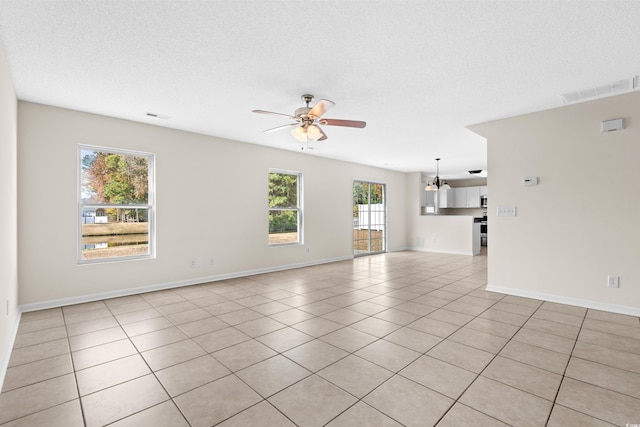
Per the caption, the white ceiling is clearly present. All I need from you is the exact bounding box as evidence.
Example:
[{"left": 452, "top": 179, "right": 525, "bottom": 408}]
[{"left": 1, "top": 1, "right": 639, "bottom": 179}]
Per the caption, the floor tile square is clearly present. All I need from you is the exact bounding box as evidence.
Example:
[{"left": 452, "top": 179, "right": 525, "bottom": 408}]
[
  {"left": 498, "top": 340, "right": 569, "bottom": 375},
  {"left": 436, "top": 402, "right": 510, "bottom": 427},
  {"left": 318, "top": 354, "right": 393, "bottom": 398},
  {"left": 355, "top": 339, "right": 421, "bottom": 372},
  {"left": 0, "top": 399, "right": 84, "bottom": 427},
  {"left": 236, "top": 355, "right": 311, "bottom": 397},
  {"left": 2, "top": 353, "right": 73, "bottom": 392},
  {"left": 192, "top": 327, "right": 251, "bottom": 353},
  {"left": 427, "top": 340, "right": 494, "bottom": 374},
  {"left": 325, "top": 401, "right": 402, "bottom": 426},
  {"left": 213, "top": 339, "right": 277, "bottom": 371},
  {"left": 383, "top": 327, "right": 442, "bottom": 353},
  {"left": 155, "top": 354, "right": 230, "bottom": 396},
  {"left": 350, "top": 317, "right": 401, "bottom": 338},
  {"left": 256, "top": 327, "right": 314, "bottom": 353},
  {"left": 268, "top": 375, "right": 357, "bottom": 427},
  {"left": 216, "top": 401, "right": 296, "bottom": 427},
  {"left": 284, "top": 340, "right": 349, "bottom": 372},
  {"left": 319, "top": 326, "right": 378, "bottom": 353},
  {"left": 269, "top": 308, "right": 316, "bottom": 325},
  {"left": 174, "top": 375, "right": 262, "bottom": 427},
  {"left": 407, "top": 317, "right": 460, "bottom": 337},
  {"left": 565, "top": 357, "right": 640, "bottom": 399},
  {"left": 292, "top": 317, "right": 343, "bottom": 337},
  {"left": 130, "top": 327, "right": 188, "bottom": 352},
  {"left": 80, "top": 374, "right": 168, "bottom": 427},
  {"left": 177, "top": 316, "right": 229, "bottom": 337},
  {"left": 0, "top": 374, "right": 78, "bottom": 424},
  {"left": 76, "top": 354, "right": 150, "bottom": 396},
  {"left": 482, "top": 355, "right": 562, "bottom": 400},
  {"left": 108, "top": 401, "right": 189, "bottom": 427},
  {"left": 364, "top": 375, "right": 453, "bottom": 427},
  {"left": 547, "top": 404, "right": 616, "bottom": 427},
  {"left": 234, "top": 317, "right": 286, "bottom": 337},
  {"left": 400, "top": 355, "right": 477, "bottom": 399},
  {"left": 556, "top": 378, "right": 640, "bottom": 426},
  {"left": 459, "top": 376, "right": 552, "bottom": 427},
  {"left": 72, "top": 339, "right": 138, "bottom": 370},
  {"left": 7, "top": 338, "right": 69, "bottom": 368},
  {"left": 447, "top": 326, "right": 508, "bottom": 353},
  {"left": 141, "top": 339, "right": 206, "bottom": 371},
  {"left": 321, "top": 308, "right": 368, "bottom": 325}
]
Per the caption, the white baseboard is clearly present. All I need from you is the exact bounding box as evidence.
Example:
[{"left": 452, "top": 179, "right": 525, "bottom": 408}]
[
  {"left": 408, "top": 246, "right": 475, "bottom": 256},
  {"left": 0, "top": 309, "right": 21, "bottom": 392},
  {"left": 20, "top": 255, "right": 353, "bottom": 313},
  {"left": 486, "top": 285, "right": 640, "bottom": 317}
]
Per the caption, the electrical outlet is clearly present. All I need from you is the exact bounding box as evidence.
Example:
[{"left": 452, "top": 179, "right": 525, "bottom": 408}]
[
  {"left": 497, "top": 206, "right": 517, "bottom": 217},
  {"left": 607, "top": 275, "right": 620, "bottom": 288},
  {"left": 190, "top": 259, "right": 196, "bottom": 268},
  {"left": 209, "top": 257, "right": 215, "bottom": 266}
]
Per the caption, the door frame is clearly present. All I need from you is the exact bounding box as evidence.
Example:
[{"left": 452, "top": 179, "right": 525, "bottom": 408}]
[{"left": 352, "top": 179, "right": 387, "bottom": 257}]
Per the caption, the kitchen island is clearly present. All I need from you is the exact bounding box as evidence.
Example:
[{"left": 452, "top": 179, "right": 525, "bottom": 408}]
[{"left": 412, "top": 215, "right": 481, "bottom": 256}]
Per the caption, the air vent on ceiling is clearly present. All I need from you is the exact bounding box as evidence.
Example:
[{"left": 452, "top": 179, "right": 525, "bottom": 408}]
[
  {"left": 145, "top": 112, "right": 171, "bottom": 120},
  {"left": 560, "top": 76, "right": 638, "bottom": 104}
]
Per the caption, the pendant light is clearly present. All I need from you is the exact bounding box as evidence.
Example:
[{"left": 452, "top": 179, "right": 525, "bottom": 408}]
[{"left": 425, "top": 158, "right": 450, "bottom": 191}]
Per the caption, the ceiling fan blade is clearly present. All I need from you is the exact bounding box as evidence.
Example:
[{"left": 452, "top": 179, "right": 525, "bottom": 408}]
[
  {"left": 316, "top": 126, "right": 328, "bottom": 141},
  {"left": 263, "top": 123, "right": 298, "bottom": 133},
  {"left": 308, "top": 99, "right": 335, "bottom": 118},
  {"left": 319, "top": 118, "right": 367, "bottom": 128},
  {"left": 252, "top": 109, "right": 295, "bottom": 119}
]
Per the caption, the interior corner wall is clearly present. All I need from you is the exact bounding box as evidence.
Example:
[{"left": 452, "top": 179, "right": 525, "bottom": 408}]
[
  {"left": 473, "top": 91, "right": 640, "bottom": 315},
  {"left": 0, "top": 39, "right": 19, "bottom": 386},
  {"left": 17, "top": 102, "right": 407, "bottom": 307}
]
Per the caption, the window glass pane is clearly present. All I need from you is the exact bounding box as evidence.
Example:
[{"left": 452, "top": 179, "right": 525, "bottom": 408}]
[
  {"left": 268, "top": 172, "right": 298, "bottom": 208},
  {"left": 79, "top": 146, "right": 153, "bottom": 263},
  {"left": 81, "top": 207, "right": 149, "bottom": 260},
  {"left": 81, "top": 150, "right": 149, "bottom": 204},
  {"left": 268, "top": 210, "right": 298, "bottom": 244}
]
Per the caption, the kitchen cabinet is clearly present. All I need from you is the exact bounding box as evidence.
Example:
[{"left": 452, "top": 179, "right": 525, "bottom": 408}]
[
  {"left": 479, "top": 186, "right": 488, "bottom": 196},
  {"left": 438, "top": 189, "right": 453, "bottom": 208},
  {"left": 420, "top": 189, "right": 436, "bottom": 207},
  {"left": 451, "top": 186, "right": 482, "bottom": 208}
]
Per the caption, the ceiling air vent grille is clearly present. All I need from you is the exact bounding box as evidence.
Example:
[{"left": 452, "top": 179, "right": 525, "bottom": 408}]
[{"left": 560, "top": 76, "right": 638, "bottom": 104}]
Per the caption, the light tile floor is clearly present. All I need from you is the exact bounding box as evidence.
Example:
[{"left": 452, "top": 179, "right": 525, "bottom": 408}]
[{"left": 1, "top": 251, "right": 640, "bottom": 426}]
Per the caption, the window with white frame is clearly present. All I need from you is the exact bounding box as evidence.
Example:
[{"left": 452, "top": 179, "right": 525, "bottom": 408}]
[
  {"left": 79, "top": 146, "right": 154, "bottom": 263},
  {"left": 268, "top": 170, "right": 302, "bottom": 245}
]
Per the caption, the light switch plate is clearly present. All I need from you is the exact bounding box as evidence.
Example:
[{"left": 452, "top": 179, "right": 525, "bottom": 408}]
[{"left": 497, "top": 206, "right": 517, "bottom": 217}]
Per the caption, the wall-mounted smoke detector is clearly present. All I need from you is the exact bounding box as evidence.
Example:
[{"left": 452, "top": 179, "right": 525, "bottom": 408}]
[{"left": 560, "top": 76, "right": 638, "bottom": 104}]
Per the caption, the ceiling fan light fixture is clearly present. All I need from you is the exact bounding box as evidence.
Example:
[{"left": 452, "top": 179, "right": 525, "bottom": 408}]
[
  {"left": 307, "top": 124, "right": 321, "bottom": 140},
  {"left": 291, "top": 126, "right": 308, "bottom": 142}
]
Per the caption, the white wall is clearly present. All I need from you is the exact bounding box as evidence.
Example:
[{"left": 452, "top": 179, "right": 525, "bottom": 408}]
[
  {"left": 470, "top": 91, "right": 640, "bottom": 315},
  {"left": 0, "top": 39, "right": 18, "bottom": 387},
  {"left": 406, "top": 172, "right": 478, "bottom": 256},
  {"left": 17, "top": 102, "right": 407, "bottom": 307}
]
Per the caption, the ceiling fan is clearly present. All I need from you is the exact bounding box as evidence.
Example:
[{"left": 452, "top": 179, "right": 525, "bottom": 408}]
[{"left": 252, "top": 94, "right": 366, "bottom": 144}]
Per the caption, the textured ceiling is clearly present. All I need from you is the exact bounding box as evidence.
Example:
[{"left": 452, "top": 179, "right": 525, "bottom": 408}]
[{"left": 1, "top": 1, "right": 639, "bottom": 178}]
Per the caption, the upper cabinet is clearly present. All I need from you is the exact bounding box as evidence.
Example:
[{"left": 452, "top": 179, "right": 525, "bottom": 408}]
[
  {"left": 442, "top": 186, "right": 485, "bottom": 208},
  {"left": 421, "top": 185, "right": 487, "bottom": 209}
]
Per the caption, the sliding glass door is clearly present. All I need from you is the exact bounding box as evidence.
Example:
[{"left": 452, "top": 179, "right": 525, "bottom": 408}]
[{"left": 353, "top": 181, "right": 386, "bottom": 256}]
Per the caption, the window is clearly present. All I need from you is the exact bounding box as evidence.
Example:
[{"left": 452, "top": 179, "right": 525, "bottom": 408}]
[
  {"left": 268, "top": 170, "right": 302, "bottom": 245},
  {"left": 79, "top": 146, "right": 154, "bottom": 263}
]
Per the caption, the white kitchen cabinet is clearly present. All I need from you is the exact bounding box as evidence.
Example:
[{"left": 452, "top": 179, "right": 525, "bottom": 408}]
[
  {"left": 438, "top": 189, "right": 453, "bottom": 208},
  {"left": 452, "top": 186, "right": 481, "bottom": 208},
  {"left": 421, "top": 189, "right": 436, "bottom": 207},
  {"left": 479, "top": 186, "right": 488, "bottom": 196}
]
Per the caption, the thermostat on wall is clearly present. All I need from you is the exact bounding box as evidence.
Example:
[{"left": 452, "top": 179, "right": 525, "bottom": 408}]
[
  {"left": 523, "top": 177, "right": 538, "bottom": 186},
  {"left": 601, "top": 118, "right": 624, "bottom": 133}
]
